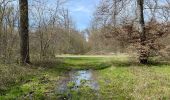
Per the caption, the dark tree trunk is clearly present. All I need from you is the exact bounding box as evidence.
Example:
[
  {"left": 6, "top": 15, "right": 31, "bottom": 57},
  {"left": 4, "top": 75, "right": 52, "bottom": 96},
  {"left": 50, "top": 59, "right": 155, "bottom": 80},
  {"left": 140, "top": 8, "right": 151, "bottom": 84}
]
[
  {"left": 19, "top": 0, "right": 30, "bottom": 64},
  {"left": 137, "top": 0, "right": 148, "bottom": 64}
]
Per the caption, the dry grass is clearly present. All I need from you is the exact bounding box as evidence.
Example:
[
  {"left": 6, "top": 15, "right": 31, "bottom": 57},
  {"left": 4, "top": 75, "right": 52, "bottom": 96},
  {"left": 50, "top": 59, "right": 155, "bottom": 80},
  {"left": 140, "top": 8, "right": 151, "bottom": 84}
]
[{"left": 0, "top": 64, "right": 34, "bottom": 95}]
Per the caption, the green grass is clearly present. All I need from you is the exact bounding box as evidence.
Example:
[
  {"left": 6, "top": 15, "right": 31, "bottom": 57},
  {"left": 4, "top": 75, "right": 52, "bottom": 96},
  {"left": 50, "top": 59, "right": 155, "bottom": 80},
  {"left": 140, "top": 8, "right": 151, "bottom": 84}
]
[
  {"left": 0, "top": 64, "right": 60, "bottom": 100},
  {"left": 1, "top": 55, "right": 170, "bottom": 99},
  {"left": 58, "top": 57, "right": 112, "bottom": 70}
]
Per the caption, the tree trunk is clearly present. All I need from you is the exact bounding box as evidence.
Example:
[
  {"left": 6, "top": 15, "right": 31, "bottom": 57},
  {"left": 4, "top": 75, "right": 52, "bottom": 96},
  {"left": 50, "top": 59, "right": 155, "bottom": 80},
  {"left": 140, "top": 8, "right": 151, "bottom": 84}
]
[
  {"left": 137, "top": 0, "right": 148, "bottom": 64},
  {"left": 19, "top": 0, "right": 30, "bottom": 64},
  {"left": 0, "top": 24, "right": 2, "bottom": 58}
]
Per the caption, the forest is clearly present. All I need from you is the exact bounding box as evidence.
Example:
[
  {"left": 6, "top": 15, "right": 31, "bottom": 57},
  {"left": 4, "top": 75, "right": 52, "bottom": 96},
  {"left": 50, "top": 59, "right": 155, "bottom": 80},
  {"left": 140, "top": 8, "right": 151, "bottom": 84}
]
[{"left": 0, "top": 0, "right": 170, "bottom": 99}]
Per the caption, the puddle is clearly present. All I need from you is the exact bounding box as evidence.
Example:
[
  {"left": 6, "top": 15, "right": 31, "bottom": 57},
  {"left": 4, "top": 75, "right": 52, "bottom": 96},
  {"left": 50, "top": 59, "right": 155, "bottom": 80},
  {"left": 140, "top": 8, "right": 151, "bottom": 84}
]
[{"left": 57, "top": 70, "right": 99, "bottom": 93}]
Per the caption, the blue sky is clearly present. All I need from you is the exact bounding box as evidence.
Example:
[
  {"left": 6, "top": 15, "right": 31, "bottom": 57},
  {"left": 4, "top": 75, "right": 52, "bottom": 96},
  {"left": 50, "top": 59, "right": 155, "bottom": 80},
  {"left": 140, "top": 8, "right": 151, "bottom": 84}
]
[
  {"left": 65, "top": 0, "right": 100, "bottom": 30},
  {"left": 25, "top": 0, "right": 100, "bottom": 30}
]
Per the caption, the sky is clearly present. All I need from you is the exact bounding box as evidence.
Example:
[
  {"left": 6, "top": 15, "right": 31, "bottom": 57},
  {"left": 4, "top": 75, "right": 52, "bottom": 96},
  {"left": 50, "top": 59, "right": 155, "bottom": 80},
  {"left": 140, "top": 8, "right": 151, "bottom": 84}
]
[
  {"left": 13, "top": 0, "right": 169, "bottom": 31},
  {"left": 12, "top": 0, "right": 100, "bottom": 31},
  {"left": 64, "top": 0, "right": 100, "bottom": 30}
]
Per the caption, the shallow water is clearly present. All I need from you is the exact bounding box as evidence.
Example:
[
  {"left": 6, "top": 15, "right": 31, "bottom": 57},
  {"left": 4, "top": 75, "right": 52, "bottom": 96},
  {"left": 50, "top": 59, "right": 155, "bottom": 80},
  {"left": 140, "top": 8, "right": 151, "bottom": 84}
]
[
  {"left": 71, "top": 70, "right": 99, "bottom": 90},
  {"left": 57, "top": 70, "right": 99, "bottom": 93}
]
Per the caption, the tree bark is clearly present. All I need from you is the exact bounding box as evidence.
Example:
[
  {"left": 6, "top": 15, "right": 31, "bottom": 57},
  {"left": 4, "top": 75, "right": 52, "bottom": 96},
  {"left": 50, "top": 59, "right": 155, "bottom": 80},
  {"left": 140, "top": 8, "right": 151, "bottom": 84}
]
[
  {"left": 137, "top": 0, "right": 148, "bottom": 64},
  {"left": 19, "top": 0, "right": 30, "bottom": 64}
]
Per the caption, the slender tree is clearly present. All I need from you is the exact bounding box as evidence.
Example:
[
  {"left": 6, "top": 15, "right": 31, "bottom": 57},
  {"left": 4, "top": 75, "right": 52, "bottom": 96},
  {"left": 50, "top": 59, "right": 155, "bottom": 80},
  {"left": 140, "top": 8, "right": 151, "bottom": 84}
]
[
  {"left": 19, "top": 0, "right": 30, "bottom": 64},
  {"left": 137, "top": 0, "right": 148, "bottom": 64}
]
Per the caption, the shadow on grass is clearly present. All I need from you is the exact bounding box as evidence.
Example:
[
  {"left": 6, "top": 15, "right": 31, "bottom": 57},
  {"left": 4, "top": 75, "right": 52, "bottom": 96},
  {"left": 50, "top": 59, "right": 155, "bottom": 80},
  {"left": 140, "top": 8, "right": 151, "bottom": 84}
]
[
  {"left": 147, "top": 60, "right": 170, "bottom": 67},
  {"left": 32, "top": 57, "right": 170, "bottom": 71},
  {"left": 32, "top": 59, "right": 112, "bottom": 72},
  {"left": 110, "top": 59, "right": 170, "bottom": 67}
]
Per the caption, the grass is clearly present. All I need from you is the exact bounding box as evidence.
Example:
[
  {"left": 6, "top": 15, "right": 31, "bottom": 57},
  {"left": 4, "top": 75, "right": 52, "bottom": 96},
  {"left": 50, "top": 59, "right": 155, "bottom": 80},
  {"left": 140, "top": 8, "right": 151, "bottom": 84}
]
[
  {"left": 0, "top": 55, "right": 170, "bottom": 99},
  {"left": 0, "top": 64, "right": 60, "bottom": 100}
]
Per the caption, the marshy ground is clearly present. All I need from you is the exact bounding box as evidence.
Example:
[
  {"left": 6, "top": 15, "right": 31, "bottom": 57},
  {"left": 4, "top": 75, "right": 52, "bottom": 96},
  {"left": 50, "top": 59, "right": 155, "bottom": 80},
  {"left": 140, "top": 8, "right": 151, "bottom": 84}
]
[{"left": 0, "top": 55, "right": 170, "bottom": 100}]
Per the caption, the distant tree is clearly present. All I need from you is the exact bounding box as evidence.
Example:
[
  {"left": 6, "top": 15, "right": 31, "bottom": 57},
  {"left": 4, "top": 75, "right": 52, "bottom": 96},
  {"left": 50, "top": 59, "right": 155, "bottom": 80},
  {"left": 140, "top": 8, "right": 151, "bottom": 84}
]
[{"left": 19, "top": 0, "right": 30, "bottom": 64}]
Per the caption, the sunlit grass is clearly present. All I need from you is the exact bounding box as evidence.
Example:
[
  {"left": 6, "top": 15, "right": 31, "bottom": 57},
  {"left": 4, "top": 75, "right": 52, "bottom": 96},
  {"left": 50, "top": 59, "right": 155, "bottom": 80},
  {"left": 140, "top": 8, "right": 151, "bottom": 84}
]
[{"left": 0, "top": 55, "right": 170, "bottom": 99}]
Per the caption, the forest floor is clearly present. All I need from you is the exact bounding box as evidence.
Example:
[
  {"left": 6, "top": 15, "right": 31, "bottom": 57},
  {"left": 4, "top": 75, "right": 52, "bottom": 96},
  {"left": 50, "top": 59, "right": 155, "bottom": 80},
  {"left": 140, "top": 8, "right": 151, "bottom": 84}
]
[{"left": 0, "top": 55, "right": 170, "bottom": 100}]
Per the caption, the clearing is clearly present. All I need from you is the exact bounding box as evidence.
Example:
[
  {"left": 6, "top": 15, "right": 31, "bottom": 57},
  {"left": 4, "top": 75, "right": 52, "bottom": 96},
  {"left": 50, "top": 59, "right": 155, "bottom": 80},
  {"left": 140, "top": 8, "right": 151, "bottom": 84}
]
[{"left": 0, "top": 55, "right": 170, "bottom": 100}]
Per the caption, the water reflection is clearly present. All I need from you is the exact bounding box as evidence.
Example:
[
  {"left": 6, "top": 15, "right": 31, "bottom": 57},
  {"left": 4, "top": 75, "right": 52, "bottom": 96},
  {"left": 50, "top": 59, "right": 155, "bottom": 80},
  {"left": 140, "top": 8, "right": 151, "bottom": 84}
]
[{"left": 57, "top": 70, "right": 99, "bottom": 93}]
